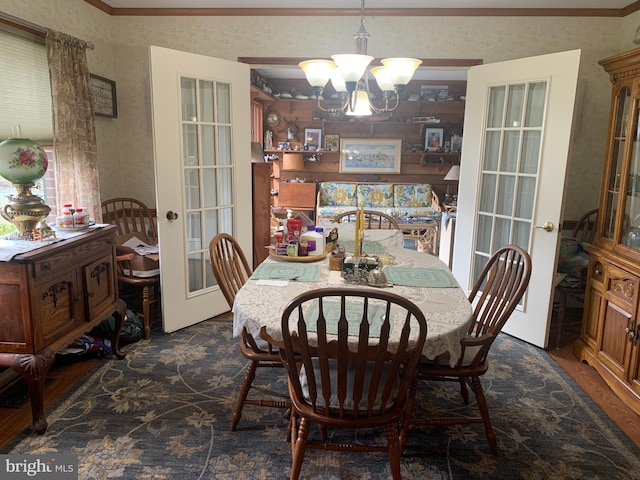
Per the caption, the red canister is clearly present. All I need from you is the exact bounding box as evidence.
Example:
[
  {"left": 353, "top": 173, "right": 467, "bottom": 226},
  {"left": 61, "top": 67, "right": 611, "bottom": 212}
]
[{"left": 286, "top": 218, "right": 303, "bottom": 242}]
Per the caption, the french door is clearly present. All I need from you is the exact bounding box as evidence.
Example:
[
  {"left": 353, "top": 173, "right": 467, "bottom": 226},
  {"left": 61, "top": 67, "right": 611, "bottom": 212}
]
[
  {"left": 149, "top": 46, "right": 251, "bottom": 333},
  {"left": 454, "top": 50, "right": 581, "bottom": 348}
]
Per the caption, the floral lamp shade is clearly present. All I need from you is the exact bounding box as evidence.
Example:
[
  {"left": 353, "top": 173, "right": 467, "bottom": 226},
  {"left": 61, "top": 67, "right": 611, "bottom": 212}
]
[{"left": 0, "top": 136, "right": 48, "bottom": 184}]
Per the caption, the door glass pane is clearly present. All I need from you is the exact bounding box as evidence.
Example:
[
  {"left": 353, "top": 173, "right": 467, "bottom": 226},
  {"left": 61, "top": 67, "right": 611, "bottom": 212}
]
[
  {"left": 476, "top": 214, "right": 493, "bottom": 253},
  {"left": 483, "top": 131, "right": 501, "bottom": 170},
  {"left": 520, "top": 131, "right": 541, "bottom": 174},
  {"left": 216, "top": 83, "right": 231, "bottom": 123},
  {"left": 218, "top": 168, "right": 233, "bottom": 205},
  {"left": 487, "top": 86, "right": 505, "bottom": 128},
  {"left": 515, "top": 176, "right": 536, "bottom": 219},
  {"left": 623, "top": 101, "right": 640, "bottom": 249},
  {"left": 525, "top": 82, "right": 547, "bottom": 128},
  {"left": 505, "top": 84, "right": 525, "bottom": 127},
  {"left": 605, "top": 87, "right": 630, "bottom": 241},
  {"left": 203, "top": 168, "right": 217, "bottom": 208},
  {"left": 501, "top": 131, "right": 520, "bottom": 172},
  {"left": 180, "top": 75, "right": 236, "bottom": 299},
  {"left": 186, "top": 212, "right": 202, "bottom": 250},
  {"left": 473, "top": 78, "right": 547, "bottom": 292},
  {"left": 204, "top": 209, "right": 218, "bottom": 254},
  {"left": 219, "top": 207, "right": 233, "bottom": 234},
  {"left": 217, "top": 126, "right": 232, "bottom": 166},
  {"left": 201, "top": 125, "right": 215, "bottom": 166},
  {"left": 181, "top": 78, "right": 196, "bottom": 121},
  {"left": 479, "top": 173, "right": 496, "bottom": 212},
  {"left": 493, "top": 217, "right": 511, "bottom": 250},
  {"left": 205, "top": 256, "right": 215, "bottom": 288},
  {"left": 199, "top": 80, "right": 214, "bottom": 123},
  {"left": 496, "top": 175, "right": 515, "bottom": 216},
  {"left": 184, "top": 169, "right": 200, "bottom": 209},
  {"left": 183, "top": 124, "right": 198, "bottom": 166},
  {"left": 513, "top": 220, "right": 531, "bottom": 251},
  {"left": 188, "top": 252, "right": 203, "bottom": 292}
]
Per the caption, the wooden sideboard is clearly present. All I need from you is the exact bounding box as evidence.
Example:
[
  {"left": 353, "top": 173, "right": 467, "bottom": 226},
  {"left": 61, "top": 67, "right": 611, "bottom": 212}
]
[{"left": 0, "top": 225, "right": 126, "bottom": 434}]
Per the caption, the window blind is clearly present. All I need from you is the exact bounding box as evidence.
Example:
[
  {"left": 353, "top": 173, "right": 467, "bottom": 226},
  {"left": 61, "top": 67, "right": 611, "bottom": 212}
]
[{"left": 0, "top": 26, "right": 53, "bottom": 143}]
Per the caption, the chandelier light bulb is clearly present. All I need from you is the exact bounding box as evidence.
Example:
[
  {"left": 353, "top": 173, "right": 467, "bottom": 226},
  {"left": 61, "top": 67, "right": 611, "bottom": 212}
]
[{"left": 298, "top": 59, "right": 336, "bottom": 88}]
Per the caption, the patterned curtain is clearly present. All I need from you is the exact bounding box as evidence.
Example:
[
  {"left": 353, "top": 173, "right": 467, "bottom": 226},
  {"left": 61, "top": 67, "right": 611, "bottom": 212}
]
[{"left": 45, "top": 30, "right": 101, "bottom": 222}]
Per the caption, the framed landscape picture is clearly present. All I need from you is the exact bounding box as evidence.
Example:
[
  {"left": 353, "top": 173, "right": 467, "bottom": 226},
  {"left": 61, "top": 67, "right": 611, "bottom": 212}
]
[{"left": 339, "top": 138, "right": 402, "bottom": 174}]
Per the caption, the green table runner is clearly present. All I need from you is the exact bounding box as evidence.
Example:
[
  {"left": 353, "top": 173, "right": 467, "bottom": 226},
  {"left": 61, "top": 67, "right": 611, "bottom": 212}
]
[
  {"left": 339, "top": 240, "right": 385, "bottom": 255},
  {"left": 304, "top": 300, "right": 388, "bottom": 337},
  {"left": 383, "top": 266, "right": 459, "bottom": 288},
  {"left": 251, "top": 262, "right": 321, "bottom": 282}
]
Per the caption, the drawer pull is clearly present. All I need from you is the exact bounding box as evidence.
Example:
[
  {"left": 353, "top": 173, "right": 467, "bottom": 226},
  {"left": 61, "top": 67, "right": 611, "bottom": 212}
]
[{"left": 41, "top": 262, "right": 52, "bottom": 271}]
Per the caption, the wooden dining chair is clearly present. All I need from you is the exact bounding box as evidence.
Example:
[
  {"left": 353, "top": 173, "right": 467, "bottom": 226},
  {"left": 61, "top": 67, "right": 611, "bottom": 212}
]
[
  {"left": 554, "top": 208, "right": 598, "bottom": 348},
  {"left": 333, "top": 210, "right": 400, "bottom": 230},
  {"left": 412, "top": 245, "right": 532, "bottom": 453},
  {"left": 101, "top": 197, "right": 160, "bottom": 340},
  {"left": 208, "top": 233, "right": 289, "bottom": 431},
  {"left": 280, "top": 287, "right": 428, "bottom": 480}
]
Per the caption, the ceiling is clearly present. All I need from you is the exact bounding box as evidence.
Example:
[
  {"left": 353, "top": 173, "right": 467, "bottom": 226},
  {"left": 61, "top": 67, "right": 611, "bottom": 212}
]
[{"left": 100, "top": 1, "right": 634, "bottom": 9}]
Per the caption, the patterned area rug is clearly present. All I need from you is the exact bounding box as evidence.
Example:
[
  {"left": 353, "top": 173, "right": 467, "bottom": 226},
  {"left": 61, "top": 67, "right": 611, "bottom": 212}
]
[{"left": 7, "top": 319, "right": 640, "bottom": 479}]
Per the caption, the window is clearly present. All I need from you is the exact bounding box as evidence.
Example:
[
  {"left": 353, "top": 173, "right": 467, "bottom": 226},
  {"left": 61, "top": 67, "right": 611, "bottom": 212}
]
[{"left": 0, "top": 21, "right": 56, "bottom": 230}]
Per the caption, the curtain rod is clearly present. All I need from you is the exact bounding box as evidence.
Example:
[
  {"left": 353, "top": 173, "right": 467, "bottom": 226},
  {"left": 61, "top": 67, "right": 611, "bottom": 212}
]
[
  {"left": 0, "top": 12, "right": 47, "bottom": 36},
  {"left": 0, "top": 12, "right": 94, "bottom": 49}
]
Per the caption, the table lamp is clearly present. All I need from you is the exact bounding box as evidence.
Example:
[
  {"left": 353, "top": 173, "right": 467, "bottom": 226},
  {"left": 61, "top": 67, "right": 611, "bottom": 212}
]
[
  {"left": 0, "top": 126, "right": 53, "bottom": 240},
  {"left": 443, "top": 165, "right": 460, "bottom": 204}
]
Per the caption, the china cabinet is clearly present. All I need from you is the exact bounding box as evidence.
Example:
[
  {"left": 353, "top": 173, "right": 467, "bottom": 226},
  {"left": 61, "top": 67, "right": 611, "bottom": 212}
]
[{"left": 574, "top": 47, "right": 640, "bottom": 415}]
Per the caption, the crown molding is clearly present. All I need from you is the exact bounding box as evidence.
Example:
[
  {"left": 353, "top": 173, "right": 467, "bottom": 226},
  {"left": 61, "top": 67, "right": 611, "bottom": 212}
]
[{"left": 82, "top": 1, "right": 640, "bottom": 17}]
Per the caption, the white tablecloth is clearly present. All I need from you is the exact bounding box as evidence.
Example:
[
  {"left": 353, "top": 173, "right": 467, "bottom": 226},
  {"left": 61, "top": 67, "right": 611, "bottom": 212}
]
[
  {"left": 232, "top": 245, "right": 473, "bottom": 366},
  {"left": 0, "top": 224, "right": 110, "bottom": 262}
]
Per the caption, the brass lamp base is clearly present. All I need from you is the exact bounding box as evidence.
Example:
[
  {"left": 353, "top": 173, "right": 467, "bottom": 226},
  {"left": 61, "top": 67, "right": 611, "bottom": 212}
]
[{"left": 1, "top": 183, "right": 52, "bottom": 241}]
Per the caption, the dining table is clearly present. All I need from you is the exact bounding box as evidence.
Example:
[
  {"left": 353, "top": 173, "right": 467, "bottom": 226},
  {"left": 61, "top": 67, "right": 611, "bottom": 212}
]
[{"left": 232, "top": 228, "right": 474, "bottom": 366}]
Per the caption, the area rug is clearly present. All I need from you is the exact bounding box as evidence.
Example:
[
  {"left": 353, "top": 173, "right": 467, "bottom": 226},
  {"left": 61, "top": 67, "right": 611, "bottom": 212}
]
[{"left": 6, "top": 319, "right": 640, "bottom": 480}]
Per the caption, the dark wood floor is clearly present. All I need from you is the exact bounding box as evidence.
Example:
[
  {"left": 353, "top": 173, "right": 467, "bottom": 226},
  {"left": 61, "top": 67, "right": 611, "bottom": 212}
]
[{"left": 1, "top": 311, "right": 639, "bottom": 452}]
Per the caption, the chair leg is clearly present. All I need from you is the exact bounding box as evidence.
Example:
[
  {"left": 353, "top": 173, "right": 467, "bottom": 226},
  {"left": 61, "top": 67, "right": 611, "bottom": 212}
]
[
  {"left": 385, "top": 423, "right": 402, "bottom": 480},
  {"left": 459, "top": 377, "right": 469, "bottom": 404},
  {"left": 230, "top": 357, "right": 259, "bottom": 431},
  {"left": 289, "top": 417, "right": 310, "bottom": 480},
  {"left": 470, "top": 376, "right": 497, "bottom": 454},
  {"left": 142, "top": 286, "right": 151, "bottom": 340},
  {"left": 556, "top": 291, "right": 567, "bottom": 349}
]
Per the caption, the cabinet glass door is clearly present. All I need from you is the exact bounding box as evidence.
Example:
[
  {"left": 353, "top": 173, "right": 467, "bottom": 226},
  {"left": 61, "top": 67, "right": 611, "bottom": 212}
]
[
  {"left": 604, "top": 87, "right": 630, "bottom": 240},
  {"left": 623, "top": 97, "right": 640, "bottom": 250}
]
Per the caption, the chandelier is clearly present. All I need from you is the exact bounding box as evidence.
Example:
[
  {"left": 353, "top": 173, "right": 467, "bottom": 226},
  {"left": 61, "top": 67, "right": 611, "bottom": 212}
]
[{"left": 298, "top": 0, "right": 421, "bottom": 117}]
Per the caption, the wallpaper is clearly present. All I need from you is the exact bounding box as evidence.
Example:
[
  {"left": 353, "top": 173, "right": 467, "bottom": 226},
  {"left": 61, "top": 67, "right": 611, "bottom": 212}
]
[{"left": 2, "top": 0, "right": 638, "bottom": 220}]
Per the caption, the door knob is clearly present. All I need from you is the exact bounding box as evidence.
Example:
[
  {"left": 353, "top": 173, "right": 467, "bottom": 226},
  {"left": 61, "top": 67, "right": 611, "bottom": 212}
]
[
  {"left": 166, "top": 211, "right": 179, "bottom": 221},
  {"left": 534, "top": 221, "right": 554, "bottom": 232}
]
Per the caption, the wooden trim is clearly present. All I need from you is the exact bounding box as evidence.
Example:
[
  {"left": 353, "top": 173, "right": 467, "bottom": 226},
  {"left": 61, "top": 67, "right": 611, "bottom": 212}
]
[
  {"left": 83, "top": 0, "right": 114, "bottom": 15},
  {"left": 239, "top": 57, "right": 483, "bottom": 68},
  {"left": 622, "top": 0, "right": 640, "bottom": 16},
  {"left": 83, "top": 2, "right": 636, "bottom": 17}
]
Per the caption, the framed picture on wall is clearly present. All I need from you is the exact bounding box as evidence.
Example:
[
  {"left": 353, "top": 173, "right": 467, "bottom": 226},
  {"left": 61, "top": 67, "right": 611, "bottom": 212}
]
[
  {"left": 325, "top": 134, "right": 339, "bottom": 151},
  {"left": 425, "top": 128, "right": 444, "bottom": 152},
  {"left": 90, "top": 74, "right": 117, "bottom": 118},
  {"left": 339, "top": 138, "right": 402, "bottom": 174},
  {"left": 304, "top": 128, "right": 322, "bottom": 149}
]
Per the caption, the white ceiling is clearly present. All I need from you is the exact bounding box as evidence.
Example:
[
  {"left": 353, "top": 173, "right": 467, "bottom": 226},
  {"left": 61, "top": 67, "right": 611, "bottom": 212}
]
[{"left": 101, "top": 0, "right": 632, "bottom": 8}]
